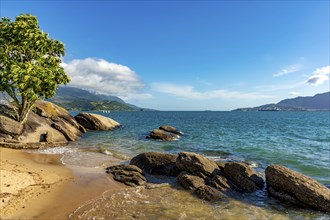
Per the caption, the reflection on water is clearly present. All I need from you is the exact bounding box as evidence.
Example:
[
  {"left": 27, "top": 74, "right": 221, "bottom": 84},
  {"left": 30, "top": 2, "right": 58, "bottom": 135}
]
[{"left": 69, "top": 184, "right": 329, "bottom": 220}]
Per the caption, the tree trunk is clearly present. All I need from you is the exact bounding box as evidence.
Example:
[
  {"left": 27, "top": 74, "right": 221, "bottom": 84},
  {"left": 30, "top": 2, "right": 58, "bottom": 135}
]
[{"left": 18, "top": 95, "right": 34, "bottom": 123}]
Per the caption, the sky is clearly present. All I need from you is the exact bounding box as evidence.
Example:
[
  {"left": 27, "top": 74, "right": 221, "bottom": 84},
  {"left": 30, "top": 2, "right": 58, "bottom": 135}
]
[{"left": 1, "top": 0, "right": 329, "bottom": 110}]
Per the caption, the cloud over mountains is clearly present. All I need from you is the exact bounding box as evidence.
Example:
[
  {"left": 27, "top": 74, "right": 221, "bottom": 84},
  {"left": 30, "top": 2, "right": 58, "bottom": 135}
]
[
  {"left": 62, "top": 58, "right": 151, "bottom": 100},
  {"left": 307, "top": 66, "right": 330, "bottom": 86}
]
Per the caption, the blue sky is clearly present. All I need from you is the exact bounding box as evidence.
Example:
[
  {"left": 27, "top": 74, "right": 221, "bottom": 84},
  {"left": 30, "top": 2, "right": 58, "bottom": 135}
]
[{"left": 1, "top": 0, "right": 329, "bottom": 110}]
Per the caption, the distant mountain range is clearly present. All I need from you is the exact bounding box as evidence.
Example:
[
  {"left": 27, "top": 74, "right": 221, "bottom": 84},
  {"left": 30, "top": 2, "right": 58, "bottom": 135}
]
[
  {"left": 233, "top": 92, "right": 330, "bottom": 111},
  {"left": 48, "top": 86, "right": 152, "bottom": 111}
]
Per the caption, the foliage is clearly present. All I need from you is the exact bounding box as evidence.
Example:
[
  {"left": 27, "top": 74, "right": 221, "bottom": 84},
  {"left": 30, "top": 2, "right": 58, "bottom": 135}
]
[
  {"left": 53, "top": 99, "right": 137, "bottom": 111},
  {"left": 0, "top": 13, "right": 70, "bottom": 123}
]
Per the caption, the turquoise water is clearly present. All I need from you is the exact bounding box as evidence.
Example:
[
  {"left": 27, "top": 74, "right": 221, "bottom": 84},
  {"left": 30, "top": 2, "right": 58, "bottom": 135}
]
[
  {"left": 62, "top": 111, "right": 330, "bottom": 220},
  {"left": 70, "top": 111, "right": 330, "bottom": 184}
]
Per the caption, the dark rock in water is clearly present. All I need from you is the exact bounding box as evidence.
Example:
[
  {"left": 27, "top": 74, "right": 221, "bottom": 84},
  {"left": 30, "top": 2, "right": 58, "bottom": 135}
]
[
  {"left": 130, "top": 152, "right": 180, "bottom": 177},
  {"left": 223, "top": 162, "right": 264, "bottom": 193},
  {"left": 75, "top": 112, "right": 120, "bottom": 130},
  {"left": 106, "top": 164, "right": 146, "bottom": 187},
  {"left": 146, "top": 129, "right": 180, "bottom": 141},
  {"left": 146, "top": 125, "right": 183, "bottom": 141},
  {"left": 195, "top": 184, "right": 226, "bottom": 202},
  {"left": 177, "top": 172, "right": 205, "bottom": 190},
  {"left": 176, "top": 152, "right": 220, "bottom": 178},
  {"left": 177, "top": 172, "right": 226, "bottom": 201},
  {"left": 265, "top": 164, "right": 330, "bottom": 212},
  {"left": 159, "top": 125, "right": 183, "bottom": 135},
  {"left": 207, "top": 175, "right": 233, "bottom": 192}
]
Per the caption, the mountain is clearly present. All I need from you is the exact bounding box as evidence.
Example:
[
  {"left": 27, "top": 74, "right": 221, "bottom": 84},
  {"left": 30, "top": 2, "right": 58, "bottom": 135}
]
[
  {"left": 50, "top": 86, "right": 125, "bottom": 103},
  {"left": 48, "top": 86, "right": 151, "bottom": 111},
  {"left": 233, "top": 92, "right": 330, "bottom": 111},
  {"left": 278, "top": 92, "right": 330, "bottom": 110}
]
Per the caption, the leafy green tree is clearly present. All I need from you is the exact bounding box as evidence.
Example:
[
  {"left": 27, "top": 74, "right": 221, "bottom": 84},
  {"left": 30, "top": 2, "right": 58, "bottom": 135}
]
[{"left": 0, "top": 13, "right": 70, "bottom": 123}]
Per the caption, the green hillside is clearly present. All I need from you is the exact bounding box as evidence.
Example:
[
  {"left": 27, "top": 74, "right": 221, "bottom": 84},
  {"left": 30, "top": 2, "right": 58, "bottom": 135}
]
[{"left": 49, "top": 87, "right": 150, "bottom": 111}]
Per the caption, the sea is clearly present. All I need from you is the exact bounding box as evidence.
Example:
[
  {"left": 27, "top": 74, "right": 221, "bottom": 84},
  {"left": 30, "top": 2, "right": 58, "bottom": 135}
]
[{"left": 40, "top": 111, "right": 330, "bottom": 220}]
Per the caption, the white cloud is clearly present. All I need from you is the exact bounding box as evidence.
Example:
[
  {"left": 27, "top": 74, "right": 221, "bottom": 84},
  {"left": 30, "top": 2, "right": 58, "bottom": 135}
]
[
  {"left": 307, "top": 66, "right": 330, "bottom": 86},
  {"left": 273, "top": 64, "right": 302, "bottom": 77},
  {"left": 62, "top": 58, "right": 151, "bottom": 101},
  {"left": 151, "top": 82, "right": 275, "bottom": 100}
]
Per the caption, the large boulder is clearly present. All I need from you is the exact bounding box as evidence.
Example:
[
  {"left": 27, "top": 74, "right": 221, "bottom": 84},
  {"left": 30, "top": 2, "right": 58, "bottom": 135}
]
[
  {"left": 0, "top": 115, "right": 23, "bottom": 136},
  {"left": 223, "top": 162, "right": 264, "bottom": 193},
  {"left": 146, "top": 125, "right": 182, "bottom": 141},
  {"left": 75, "top": 112, "right": 120, "bottom": 130},
  {"left": 177, "top": 172, "right": 226, "bottom": 201},
  {"left": 265, "top": 164, "right": 330, "bottom": 212},
  {"left": 130, "top": 152, "right": 180, "bottom": 177},
  {"left": 106, "top": 165, "right": 146, "bottom": 187},
  {"left": 146, "top": 129, "right": 180, "bottom": 141},
  {"left": 159, "top": 125, "right": 183, "bottom": 135},
  {"left": 35, "top": 100, "right": 86, "bottom": 133},
  {"left": 1, "top": 100, "right": 83, "bottom": 146},
  {"left": 176, "top": 152, "right": 220, "bottom": 178}
]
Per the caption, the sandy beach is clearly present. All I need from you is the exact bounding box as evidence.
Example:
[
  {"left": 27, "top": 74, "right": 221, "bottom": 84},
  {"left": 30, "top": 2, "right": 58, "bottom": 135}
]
[
  {"left": 0, "top": 147, "right": 127, "bottom": 219},
  {"left": 0, "top": 147, "right": 73, "bottom": 219}
]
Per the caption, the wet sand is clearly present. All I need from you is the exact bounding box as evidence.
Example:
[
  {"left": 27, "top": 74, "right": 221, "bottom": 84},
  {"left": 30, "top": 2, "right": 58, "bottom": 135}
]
[
  {"left": 0, "top": 147, "right": 127, "bottom": 219},
  {"left": 1, "top": 147, "right": 329, "bottom": 220}
]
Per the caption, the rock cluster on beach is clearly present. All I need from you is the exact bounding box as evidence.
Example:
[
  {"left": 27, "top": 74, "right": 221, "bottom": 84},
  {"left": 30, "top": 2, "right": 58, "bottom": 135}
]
[
  {"left": 106, "top": 151, "right": 330, "bottom": 212},
  {"left": 0, "top": 101, "right": 121, "bottom": 148},
  {"left": 146, "top": 125, "right": 183, "bottom": 141}
]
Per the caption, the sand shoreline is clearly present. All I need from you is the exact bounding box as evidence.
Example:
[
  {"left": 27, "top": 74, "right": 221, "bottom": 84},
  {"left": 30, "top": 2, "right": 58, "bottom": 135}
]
[{"left": 0, "top": 147, "right": 127, "bottom": 219}]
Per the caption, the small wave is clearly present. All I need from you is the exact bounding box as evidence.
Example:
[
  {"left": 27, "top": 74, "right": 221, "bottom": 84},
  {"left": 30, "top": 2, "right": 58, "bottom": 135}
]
[{"left": 37, "top": 146, "right": 75, "bottom": 155}]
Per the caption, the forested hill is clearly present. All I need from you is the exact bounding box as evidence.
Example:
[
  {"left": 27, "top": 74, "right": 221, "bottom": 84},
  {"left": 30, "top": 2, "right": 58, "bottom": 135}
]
[
  {"left": 233, "top": 92, "right": 330, "bottom": 111},
  {"left": 277, "top": 92, "right": 330, "bottom": 110},
  {"left": 48, "top": 86, "right": 151, "bottom": 111}
]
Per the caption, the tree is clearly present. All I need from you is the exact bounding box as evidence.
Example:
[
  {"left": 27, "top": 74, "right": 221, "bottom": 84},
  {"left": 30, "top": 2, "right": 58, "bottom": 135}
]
[{"left": 0, "top": 13, "right": 70, "bottom": 123}]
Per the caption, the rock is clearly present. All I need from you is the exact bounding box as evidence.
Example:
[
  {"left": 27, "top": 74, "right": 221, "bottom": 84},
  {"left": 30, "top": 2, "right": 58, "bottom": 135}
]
[
  {"left": 195, "top": 185, "right": 226, "bottom": 202},
  {"left": 130, "top": 152, "right": 180, "bottom": 177},
  {"left": 223, "top": 162, "right": 264, "bottom": 193},
  {"left": 146, "top": 129, "right": 180, "bottom": 141},
  {"left": 106, "top": 164, "right": 147, "bottom": 187},
  {"left": 78, "top": 124, "right": 87, "bottom": 133},
  {"left": 75, "top": 112, "right": 120, "bottom": 130},
  {"left": 51, "top": 119, "right": 80, "bottom": 142},
  {"left": 216, "top": 161, "right": 227, "bottom": 172},
  {"left": 159, "top": 125, "right": 183, "bottom": 135},
  {"left": 265, "top": 164, "right": 330, "bottom": 212},
  {"left": 0, "top": 100, "right": 83, "bottom": 146},
  {"left": 146, "top": 125, "right": 183, "bottom": 141},
  {"left": 176, "top": 152, "right": 220, "bottom": 178},
  {"left": 18, "top": 111, "right": 68, "bottom": 143},
  {"left": 35, "top": 100, "right": 81, "bottom": 130},
  {"left": 177, "top": 172, "right": 205, "bottom": 190},
  {"left": 0, "top": 115, "right": 23, "bottom": 136},
  {"left": 177, "top": 172, "right": 226, "bottom": 201},
  {"left": 207, "top": 175, "right": 233, "bottom": 192}
]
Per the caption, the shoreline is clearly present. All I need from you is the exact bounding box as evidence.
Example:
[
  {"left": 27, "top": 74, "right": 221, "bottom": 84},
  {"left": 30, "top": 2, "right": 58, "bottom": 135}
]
[{"left": 0, "top": 147, "right": 128, "bottom": 219}]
